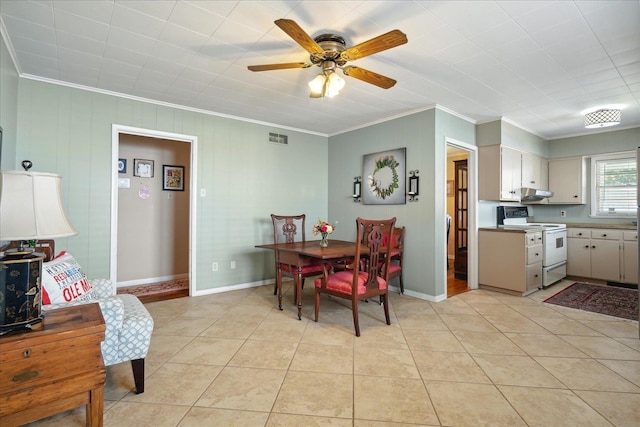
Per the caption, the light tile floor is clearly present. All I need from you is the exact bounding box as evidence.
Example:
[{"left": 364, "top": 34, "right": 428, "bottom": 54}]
[{"left": 27, "top": 280, "right": 639, "bottom": 426}]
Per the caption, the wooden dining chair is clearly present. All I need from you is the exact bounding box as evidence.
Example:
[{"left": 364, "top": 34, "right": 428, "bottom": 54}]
[
  {"left": 314, "top": 217, "right": 396, "bottom": 336},
  {"left": 384, "top": 226, "right": 405, "bottom": 294},
  {"left": 270, "top": 214, "right": 324, "bottom": 302}
]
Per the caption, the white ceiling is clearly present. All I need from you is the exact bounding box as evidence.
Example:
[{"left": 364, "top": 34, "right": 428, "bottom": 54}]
[{"left": 1, "top": 0, "right": 638, "bottom": 139}]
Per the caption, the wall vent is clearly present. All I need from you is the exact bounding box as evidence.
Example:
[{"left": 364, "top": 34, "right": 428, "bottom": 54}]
[{"left": 269, "top": 132, "right": 288, "bottom": 145}]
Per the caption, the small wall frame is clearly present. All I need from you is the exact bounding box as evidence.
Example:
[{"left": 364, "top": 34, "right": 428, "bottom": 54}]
[
  {"left": 133, "top": 159, "right": 154, "bottom": 178},
  {"left": 162, "top": 165, "right": 184, "bottom": 191}
]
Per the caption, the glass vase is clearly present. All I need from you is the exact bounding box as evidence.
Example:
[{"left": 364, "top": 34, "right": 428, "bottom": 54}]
[{"left": 320, "top": 234, "right": 329, "bottom": 247}]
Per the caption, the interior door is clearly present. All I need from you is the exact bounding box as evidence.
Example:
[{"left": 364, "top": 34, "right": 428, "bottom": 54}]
[{"left": 454, "top": 159, "right": 468, "bottom": 279}]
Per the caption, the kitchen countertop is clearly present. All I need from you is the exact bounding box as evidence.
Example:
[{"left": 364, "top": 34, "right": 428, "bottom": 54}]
[
  {"left": 479, "top": 226, "right": 544, "bottom": 233},
  {"left": 481, "top": 223, "right": 637, "bottom": 232},
  {"left": 564, "top": 223, "right": 636, "bottom": 230}
]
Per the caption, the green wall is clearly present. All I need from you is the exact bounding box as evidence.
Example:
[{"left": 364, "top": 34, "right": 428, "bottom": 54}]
[
  {"left": 14, "top": 78, "right": 328, "bottom": 293},
  {"left": 328, "top": 108, "right": 475, "bottom": 299},
  {"left": 529, "top": 127, "right": 640, "bottom": 224},
  {"left": 0, "top": 33, "right": 18, "bottom": 169}
]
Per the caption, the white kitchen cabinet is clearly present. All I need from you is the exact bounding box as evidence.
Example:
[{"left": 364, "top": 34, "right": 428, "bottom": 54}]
[
  {"left": 567, "top": 228, "right": 621, "bottom": 282},
  {"left": 622, "top": 231, "right": 638, "bottom": 284},
  {"left": 478, "top": 145, "right": 522, "bottom": 201},
  {"left": 522, "top": 152, "right": 548, "bottom": 191},
  {"left": 479, "top": 229, "right": 543, "bottom": 295},
  {"left": 548, "top": 157, "right": 585, "bottom": 204}
]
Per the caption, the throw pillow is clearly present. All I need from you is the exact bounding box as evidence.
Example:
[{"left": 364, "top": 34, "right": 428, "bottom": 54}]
[{"left": 41, "top": 251, "right": 97, "bottom": 305}]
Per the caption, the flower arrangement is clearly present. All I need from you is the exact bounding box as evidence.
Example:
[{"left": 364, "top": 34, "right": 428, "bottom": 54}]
[
  {"left": 313, "top": 219, "right": 335, "bottom": 247},
  {"left": 312, "top": 219, "right": 335, "bottom": 236}
]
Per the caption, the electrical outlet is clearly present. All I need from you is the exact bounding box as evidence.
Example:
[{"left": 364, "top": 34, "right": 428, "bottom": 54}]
[
  {"left": 212, "top": 262, "right": 218, "bottom": 271},
  {"left": 230, "top": 261, "right": 236, "bottom": 269},
  {"left": 560, "top": 210, "right": 566, "bottom": 217}
]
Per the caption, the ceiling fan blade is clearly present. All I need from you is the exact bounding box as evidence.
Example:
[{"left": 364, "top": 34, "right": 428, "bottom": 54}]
[
  {"left": 342, "top": 66, "right": 397, "bottom": 89},
  {"left": 247, "top": 62, "right": 310, "bottom": 71},
  {"left": 275, "top": 19, "right": 324, "bottom": 55},
  {"left": 340, "top": 29, "right": 407, "bottom": 61}
]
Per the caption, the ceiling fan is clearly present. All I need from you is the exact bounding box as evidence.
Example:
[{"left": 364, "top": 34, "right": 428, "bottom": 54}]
[{"left": 248, "top": 19, "right": 408, "bottom": 98}]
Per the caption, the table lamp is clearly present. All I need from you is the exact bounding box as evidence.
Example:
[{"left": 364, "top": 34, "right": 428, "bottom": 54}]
[{"left": 0, "top": 165, "right": 77, "bottom": 335}]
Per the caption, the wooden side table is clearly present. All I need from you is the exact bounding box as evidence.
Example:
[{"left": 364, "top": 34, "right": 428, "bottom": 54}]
[{"left": 0, "top": 303, "right": 106, "bottom": 427}]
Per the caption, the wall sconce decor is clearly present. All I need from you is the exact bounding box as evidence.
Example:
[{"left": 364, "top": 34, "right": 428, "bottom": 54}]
[
  {"left": 353, "top": 176, "right": 361, "bottom": 203},
  {"left": 408, "top": 170, "right": 419, "bottom": 202}
]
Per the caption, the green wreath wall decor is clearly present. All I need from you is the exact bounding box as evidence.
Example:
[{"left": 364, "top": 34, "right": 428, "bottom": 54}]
[{"left": 367, "top": 155, "right": 400, "bottom": 199}]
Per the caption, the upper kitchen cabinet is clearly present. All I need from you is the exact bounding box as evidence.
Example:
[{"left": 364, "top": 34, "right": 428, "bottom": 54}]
[
  {"left": 479, "top": 145, "right": 522, "bottom": 201},
  {"left": 522, "top": 152, "right": 548, "bottom": 191},
  {"left": 547, "top": 157, "right": 586, "bottom": 204}
]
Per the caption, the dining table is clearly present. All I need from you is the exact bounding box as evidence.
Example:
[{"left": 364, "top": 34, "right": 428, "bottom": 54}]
[{"left": 255, "top": 239, "right": 360, "bottom": 320}]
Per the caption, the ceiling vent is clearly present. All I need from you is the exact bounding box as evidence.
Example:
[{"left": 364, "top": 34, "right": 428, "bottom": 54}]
[{"left": 269, "top": 132, "right": 288, "bottom": 145}]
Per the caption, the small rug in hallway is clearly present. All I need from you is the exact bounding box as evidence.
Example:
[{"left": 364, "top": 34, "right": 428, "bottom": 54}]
[
  {"left": 544, "top": 282, "right": 638, "bottom": 321},
  {"left": 117, "top": 278, "right": 189, "bottom": 299}
]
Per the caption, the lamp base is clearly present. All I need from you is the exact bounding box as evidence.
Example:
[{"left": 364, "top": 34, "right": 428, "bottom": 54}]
[{"left": 0, "top": 250, "right": 45, "bottom": 335}]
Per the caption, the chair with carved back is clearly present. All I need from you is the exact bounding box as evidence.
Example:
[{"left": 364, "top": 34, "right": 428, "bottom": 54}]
[
  {"left": 384, "top": 226, "right": 405, "bottom": 294},
  {"left": 270, "top": 214, "right": 324, "bottom": 304},
  {"left": 314, "top": 217, "right": 396, "bottom": 336}
]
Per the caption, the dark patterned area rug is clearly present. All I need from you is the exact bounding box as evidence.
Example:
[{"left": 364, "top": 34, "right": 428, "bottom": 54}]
[{"left": 544, "top": 283, "right": 638, "bottom": 321}]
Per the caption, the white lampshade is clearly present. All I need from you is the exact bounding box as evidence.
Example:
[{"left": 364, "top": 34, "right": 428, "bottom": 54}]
[
  {"left": 0, "top": 170, "right": 77, "bottom": 241},
  {"left": 325, "top": 72, "right": 345, "bottom": 98},
  {"left": 308, "top": 74, "right": 325, "bottom": 95}
]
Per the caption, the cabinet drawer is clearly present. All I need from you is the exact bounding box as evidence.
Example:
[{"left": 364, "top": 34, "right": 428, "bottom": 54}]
[
  {"left": 527, "top": 244, "right": 543, "bottom": 264},
  {"left": 591, "top": 230, "right": 621, "bottom": 240},
  {"left": 0, "top": 334, "right": 103, "bottom": 393},
  {"left": 623, "top": 231, "right": 638, "bottom": 241},
  {"left": 568, "top": 228, "right": 590, "bottom": 238},
  {"left": 526, "top": 232, "right": 543, "bottom": 246},
  {"left": 526, "top": 263, "right": 543, "bottom": 289}
]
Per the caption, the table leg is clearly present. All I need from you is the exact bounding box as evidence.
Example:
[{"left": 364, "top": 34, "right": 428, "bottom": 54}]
[
  {"left": 296, "top": 267, "right": 303, "bottom": 320},
  {"left": 87, "top": 386, "right": 104, "bottom": 427},
  {"left": 276, "top": 263, "right": 283, "bottom": 311}
]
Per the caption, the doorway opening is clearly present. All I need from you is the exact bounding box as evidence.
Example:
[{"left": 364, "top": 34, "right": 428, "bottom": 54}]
[
  {"left": 110, "top": 125, "right": 198, "bottom": 297},
  {"left": 446, "top": 139, "right": 477, "bottom": 297}
]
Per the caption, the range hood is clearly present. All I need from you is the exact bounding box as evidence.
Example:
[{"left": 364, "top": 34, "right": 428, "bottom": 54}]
[{"left": 520, "top": 187, "right": 554, "bottom": 201}]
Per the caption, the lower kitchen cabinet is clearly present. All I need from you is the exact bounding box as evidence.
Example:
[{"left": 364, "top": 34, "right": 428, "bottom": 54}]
[
  {"left": 567, "top": 228, "right": 636, "bottom": 283},
  {"left": 622, "top": 231, "right": 638, "bottom": 284},
  {"left": 479, "top": 229, "right": 543, "bottom": 295}
]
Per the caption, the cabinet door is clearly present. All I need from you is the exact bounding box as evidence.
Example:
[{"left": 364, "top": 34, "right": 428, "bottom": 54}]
[
  {"left": 622, "top": 240, "right": 638, "bottom": 284},
  {"left": 522, "top": 152, "right": 542, "bottom": 188},
  {"left": 590, "top": 239, "right": 620, "bottom": 281},
  {"left": 567, "top": 237, "right": 590, "bottom": 277},
  {"left": 548, "top": 157, "right": 585, "bottom": 204},
  {"left": 500, "top": 146, "right": 521, "bottom": 201}
]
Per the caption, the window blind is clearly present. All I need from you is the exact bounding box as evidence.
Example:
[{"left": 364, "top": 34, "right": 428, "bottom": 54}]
[{"left": 592, "top": 153, "right": 637, "bottom": 217}]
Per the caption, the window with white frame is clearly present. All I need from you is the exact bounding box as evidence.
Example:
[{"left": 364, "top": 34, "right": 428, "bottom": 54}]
[{"left": 590, "top": 151, "right": 637, "bottom": 218}]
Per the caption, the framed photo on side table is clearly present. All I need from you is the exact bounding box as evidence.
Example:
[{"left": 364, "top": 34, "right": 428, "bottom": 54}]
[
  {"left": 163, "top": 165, "right": 184, "bottom": 191},
  {"left": 133, "top": 159, "right": 154, "bottom": 178}
]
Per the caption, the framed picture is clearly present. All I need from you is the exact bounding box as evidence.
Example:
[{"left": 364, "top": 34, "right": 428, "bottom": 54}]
[
  {"left": 362, "top": 147, "right": 406, "bottom": 205},
  {"left": 118, "top": 158, "right": 127, "bottom": 174},
  {"left": 163, "top": 165, "right": 184, "bottom": 191},
  {"left": 133, "top": 159, "right": 154, "bottom": 178}
]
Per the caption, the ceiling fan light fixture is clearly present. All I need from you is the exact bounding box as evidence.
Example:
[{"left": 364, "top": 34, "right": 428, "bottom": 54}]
[
  {"left": 584, "top": 109, "right": 621, "bottom": 129},
  {"left": 308, "top": 73, "right": 325, "bottom": 95},
  {"left": 308, "top": 70, "right": 345, "bottom": 98},
  {"left": 325, "top": 72, "right": 345, "bottom": 98}
]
